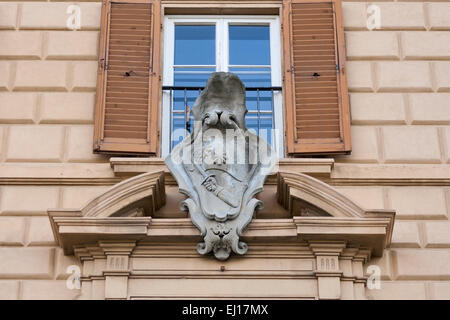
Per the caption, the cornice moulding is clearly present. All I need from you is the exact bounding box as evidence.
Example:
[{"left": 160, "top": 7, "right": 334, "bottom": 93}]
[
  {"left": 51, "top": 216, "right": 391, "bottom": 256},
  {"left": 48, "top": 170, "right": 395, "bottom": 260}
]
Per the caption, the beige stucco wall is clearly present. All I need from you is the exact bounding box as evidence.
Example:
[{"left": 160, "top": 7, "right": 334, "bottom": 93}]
[{"left": 0, "top": 0, "right": 449, "bottom": 299}]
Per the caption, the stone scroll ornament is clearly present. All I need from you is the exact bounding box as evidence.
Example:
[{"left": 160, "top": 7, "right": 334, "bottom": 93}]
[{"left": 165, "top": 72, "right": 277, "bottom": 260}]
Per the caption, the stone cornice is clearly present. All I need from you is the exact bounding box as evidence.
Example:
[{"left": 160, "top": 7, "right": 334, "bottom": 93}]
[
  {"left": 1, "top": 161, "right": 449, "bottom": 186},
  {"left": 48, "top": 170, "right": 394, "bottom": 260},
  {"left": 51, "top": 216, "right": 391, "bottom": 257}
]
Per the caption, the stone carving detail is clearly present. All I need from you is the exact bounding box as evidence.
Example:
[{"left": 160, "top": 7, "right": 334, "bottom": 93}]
[{"left": 165, "top": 72, "right": 277, "bottom": 260}]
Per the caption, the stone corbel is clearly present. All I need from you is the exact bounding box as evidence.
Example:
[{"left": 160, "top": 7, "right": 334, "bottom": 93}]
[
  {"left": 308, "top": 242, "right": 373, "bottom": 300},
  {"left": 100, "top": 241, "right": 136, "bottom": 300},
  {"left": 72, "top": 241, "right": 136, "bottom": 300},
  {"left": 353, "top": 248, "right": 371, "bottom": 300},
  {"left": 73, "top": 245, "right": 107, "bottom": 300},
  {"left": 339, "top": 247, "right": 360, "bottom": 299},
  {"left": 309, "top": 241, "right": 345, "bottom": 300}
]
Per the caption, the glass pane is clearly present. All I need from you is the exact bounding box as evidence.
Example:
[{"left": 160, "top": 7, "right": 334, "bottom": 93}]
[
  {"left": 173, "top": 67, "right": 215, "bottom": 87},
  {"left": 245, "top": 90, "right": 273, "bottom": 112},
  {"left": 173, "top": 67, "right": 214, "bottom": 111},
  {"left": 229, "top": 67, "right": 271, "bottom": 88},
  {"left": 175, "top": 25, "right": 215, "bottom": 65},
  {"left": 229, "top": 25, "right": 270, "bottom": 66}
]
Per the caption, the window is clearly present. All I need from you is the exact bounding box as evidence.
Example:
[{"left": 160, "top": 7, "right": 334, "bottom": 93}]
[
  {"left": 93, "top": 0, "right": 351, "bottom": 157},
  {"left": 161, "top": 16, "right": 283, "bottom": 157}
]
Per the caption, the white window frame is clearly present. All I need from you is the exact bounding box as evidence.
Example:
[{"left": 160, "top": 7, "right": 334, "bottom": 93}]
[{"left": 161, "top": 15, "right": 284, "bottom": 157}]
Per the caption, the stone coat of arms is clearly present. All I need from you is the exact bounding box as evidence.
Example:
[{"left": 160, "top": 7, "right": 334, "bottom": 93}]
[{"left": 165, "top": 72, "right": 277, "bottom": 260}]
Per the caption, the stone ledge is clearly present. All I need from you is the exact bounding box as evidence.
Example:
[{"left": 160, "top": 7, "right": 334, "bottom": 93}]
[
  {"left": 48, "top": 170, "right": 394, "bottom": 258},
  {"left": 109, "top": 157, "right": 335, "bottom": 177},
  {"left": 329, "top": 163, "right": 450, "bottom": 186},
  {"left": 50, "top": 216, "right": 391, "bottom": 258}
]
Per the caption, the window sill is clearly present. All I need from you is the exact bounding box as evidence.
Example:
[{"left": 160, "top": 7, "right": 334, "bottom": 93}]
[{"left": 110, "top": 157, "right": 334, "bottom": 178}]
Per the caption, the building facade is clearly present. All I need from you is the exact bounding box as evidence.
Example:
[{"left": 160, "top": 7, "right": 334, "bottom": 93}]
[{"left": 0, "top": 0, "right": 449, "bottom": 300}]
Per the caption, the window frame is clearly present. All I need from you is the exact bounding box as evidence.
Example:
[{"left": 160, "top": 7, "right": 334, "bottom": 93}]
[{"left": 161, "top": 15, "right": 284, "bottom": 157}]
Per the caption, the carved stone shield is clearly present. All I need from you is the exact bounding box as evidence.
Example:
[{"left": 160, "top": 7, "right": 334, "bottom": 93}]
[{"left": 165, "top": 72, "right": 277, "bottom": 260}]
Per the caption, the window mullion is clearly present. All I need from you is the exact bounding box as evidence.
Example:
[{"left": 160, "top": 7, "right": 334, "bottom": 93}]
[
  {"left": 216, "top": 18, "right": 228, "bottom": 72},
  {"left": 222, "top": 19, "right": 229, "bottom": 72}
]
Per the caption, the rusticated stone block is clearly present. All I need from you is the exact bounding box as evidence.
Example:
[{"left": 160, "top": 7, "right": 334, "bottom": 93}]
[
  {"left": 342, "top": 3, "right": 366, "bottom": 30},
  {"left": 434, "top": 62, "right": 450, "bottom": 92},
  {"left": 0, "top": 217, "right": 26, "bottom": 246},
  {"left": 6, "top": 125, "right": 64, "bottom": 162},
  {"left": 424, "top": 222, "right": 450, "bottom": 248},
  {"left": 1, "top": 186, "right": 59, "bottom": 215},
  {"left": 366, "top": 281, "right": 426, "bottom": 300},
  {"left": 40, "top": 92, "right": 95, "bottom": 124},
  {"left": 0, "top": 61, "right": 9, "bottom": 91},
  {"left": 0, "top": 4, "right": 17, "bottom": 29},
  {"left": 0, "top": 93, "right": 36, "bottom": 123},
  {"left": 382, "top": 126, "right": 441, "bottom": 163},
  {"left": 61, "top": 186, "right": 110, "bottom": 209},
  {"left": 346, "top": 61, "right": 373, "bottom": 91},
  {"left": 431, "top": 283, "right": 450, "bottom": 299},
  {"left": 375, "top": 3, "right": 425, "bottom": 30},
  {"left": 335, "top": 126, "right": 379, "bottom": 163},
  {"left": 335, "top": 187, "right": 384, "bottom": 210},
  {"left": 14, "top": 61, "right": 68, "bottom": 91},
  {"left": 428, "top": 3, "right": 450, "bottom": 30},
  {"left": 409, "top": 93, "right": 450, "bottom": 124},
  {"left": 27, "top": 217, "right": 57, "bottom": 246},
  {"left": 393, "top": 249, "right": 450, "bottom": 280},
  {"left": 389, "top": 187, "right": 447, "bottom": 219},
  {"left": 20, "top": 3, "right": 101, "bottom": 30},
  {"left": 21, "top": 280, "right": 80, "bottom": 300},
  {"left": 391, "top": 221, "right": 421, "bottom": 248},
  {"left": 46, "top": 31, "right": 99, "bottom": 60},
  {"left": 0, "top": 281, "right": 19, "bottom": 300},
  {"left": 66, "top": 125, "right": 106, "bottom": 162},
  {"left": 350, "top": 93, "right": 405, "bottom": 124},
  {"left": 0, "top": 248, "right": 54, "bottom": 279},
  {"left": 346, "top": 31, "right": 399, "bottom": 59},
  {"left": 72, "top": 61, "right": 97, "bottom": 91},
  {"left": 402, "top": 32, "right": 450, "bottom": 60},
  {"left": 377, "top": 62, "right": 432, "bottom": 92},
  {"left": 0, "top": 31, "right": 42, "bottom": 59}
]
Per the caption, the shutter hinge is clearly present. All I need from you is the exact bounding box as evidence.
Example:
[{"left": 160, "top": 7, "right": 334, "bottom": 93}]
[
  {"left": 336, "top": 64, "right": 339, "bottom": 73},
  {"left": 161, "top": 23, "right": 163, "bottom": 30},
  {"left": 99, "top": 58, "right": 108, "bottom": 71},
  {"left": 94, "top": 140, "right": 100, "bottom": 151}
]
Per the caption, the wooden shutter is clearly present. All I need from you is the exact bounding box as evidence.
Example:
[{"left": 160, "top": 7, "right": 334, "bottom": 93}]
[
  {"left": 282, "top": 0, "right": 351, "bottom": 155},
  {"left": 93, "top": 0, "right": 161, "bottom": 155}
]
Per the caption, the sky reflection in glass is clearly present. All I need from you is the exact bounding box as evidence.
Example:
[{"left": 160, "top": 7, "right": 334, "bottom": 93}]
[
  {"left": 174, "top": 25, "right": 216, "bottom": 65},
  {"left": 229, "top": 25, "right": 270, "bottom": 66}
]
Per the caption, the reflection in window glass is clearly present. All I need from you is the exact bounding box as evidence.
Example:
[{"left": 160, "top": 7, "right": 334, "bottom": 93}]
[
  {"left": 228, "top": 67, "right": 271, "bottom": 88},
  {"left": 175, "top": 25, "right": 216, "bottom": 65},
  {"left": 229, "top": 25, "right": 270, "bottom": 66}
]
